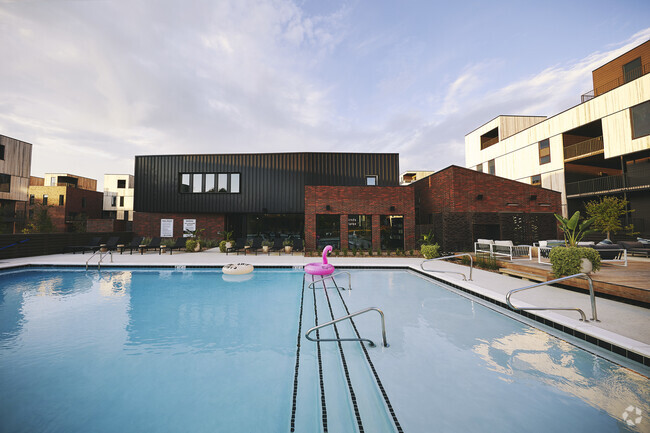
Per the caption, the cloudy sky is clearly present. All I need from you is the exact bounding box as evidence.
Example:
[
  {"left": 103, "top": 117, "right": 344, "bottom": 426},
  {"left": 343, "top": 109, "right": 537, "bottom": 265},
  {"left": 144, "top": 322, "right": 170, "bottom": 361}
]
[{"left": 1, "top": 0, "right": 649, "bottom": 190}]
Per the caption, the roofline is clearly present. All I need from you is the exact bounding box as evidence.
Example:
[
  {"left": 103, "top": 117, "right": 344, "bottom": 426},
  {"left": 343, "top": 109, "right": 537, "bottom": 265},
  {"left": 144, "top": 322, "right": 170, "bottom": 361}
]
[
  {"left": 135, "top": 151, "right": 400, "bottom": 158},
  {"left": 464, "top": 115, "right": 547, "bottom": 137},
  {"left": 592, "top": 39, "right": 650, "bottom": 73}
]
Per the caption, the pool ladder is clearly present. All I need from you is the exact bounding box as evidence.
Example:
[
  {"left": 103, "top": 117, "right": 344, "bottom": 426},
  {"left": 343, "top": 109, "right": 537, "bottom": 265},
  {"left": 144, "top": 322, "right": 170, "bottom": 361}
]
[
  {"left": 85, "top": 250, "right": 113, "bottom": 270},
  {"left": 420, "top": 253, "right": 474, "bottom": 281},
  {"left": 506, "top": 273, "right": 599, "bottom": 322}
]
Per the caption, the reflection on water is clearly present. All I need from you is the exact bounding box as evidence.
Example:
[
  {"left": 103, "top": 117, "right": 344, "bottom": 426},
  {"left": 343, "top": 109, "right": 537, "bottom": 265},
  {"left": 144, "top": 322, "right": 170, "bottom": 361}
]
[{"left": 473, "top": 328, "right": 649, "bottom": 427}]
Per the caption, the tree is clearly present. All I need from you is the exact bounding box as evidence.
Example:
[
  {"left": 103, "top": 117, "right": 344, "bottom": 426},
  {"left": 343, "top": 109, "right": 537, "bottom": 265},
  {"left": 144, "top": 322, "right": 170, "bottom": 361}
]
[
  {"left": 584, "top": 196, "right": 635, "bottom": 240},
  {"left": 22, "top": 204, "right": 54, "bottom": 233}
]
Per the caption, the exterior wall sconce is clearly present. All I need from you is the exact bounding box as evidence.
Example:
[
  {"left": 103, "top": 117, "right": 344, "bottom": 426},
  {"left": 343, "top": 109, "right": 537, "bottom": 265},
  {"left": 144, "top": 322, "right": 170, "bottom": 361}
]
[
  {"left": 326, "top": 205, "right": 331, "bottom": 211},
  {"left": 530, "top": 195, "right": 537, "bottom": 201},
  {"left": 506, "top": 203, "right": 519, "bottom": 206},
  {"left": 476, "top": 194, "right": 483, "bottom": 200},
  {"left": 390, "top": 205, "right": 396, "bottom": 211}
]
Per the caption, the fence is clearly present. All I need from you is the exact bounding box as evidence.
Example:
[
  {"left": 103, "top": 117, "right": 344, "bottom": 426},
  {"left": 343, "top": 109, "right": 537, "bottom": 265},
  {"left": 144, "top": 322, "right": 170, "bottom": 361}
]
[{"left": 0, "top": 232, "right": 134, "bottom": 260}]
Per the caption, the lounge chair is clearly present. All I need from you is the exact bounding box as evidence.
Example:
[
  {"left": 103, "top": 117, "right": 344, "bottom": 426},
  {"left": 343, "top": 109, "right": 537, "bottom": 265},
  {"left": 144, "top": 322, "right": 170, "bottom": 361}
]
[
  {"left": 491, "top": 240, "right": 532, "bottom": 261},
  {"left": 618, "top": 241, "right": 650, "bottom": 258},
  {"left": 67, "top": 236, "right": 102, "bottom": 254},
  {"left": 250, "top": 237, "right": 263, "bottom": 255},
  {"left": 122, "top": 237, "right": 144, "bottom": 255},
  {"left": 474, "top": 239, "right": 494, "bottom": 256},
  {"left": 270, "top": 238, "right": 284, "bottom": 255},
  {"left": 292, "top": 238, "right": 304, "bottom": 255},
  {"left": 103, "top": 237, "right": 121, "bottom": 252},
  {"left": 226, "top": 238, "right": 245, "bottom": 255},
  {"left": 167, "top": 237, "right": 187, "bottom": 255},
  {"left": 143, "top": 237, "right": 162, "bottom": 254}
]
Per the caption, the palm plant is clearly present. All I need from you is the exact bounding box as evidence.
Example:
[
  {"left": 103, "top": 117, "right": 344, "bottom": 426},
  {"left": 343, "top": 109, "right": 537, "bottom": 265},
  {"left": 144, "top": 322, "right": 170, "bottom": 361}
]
[{"left": 554, "top": 211, "right": 594, "bottom": 247}]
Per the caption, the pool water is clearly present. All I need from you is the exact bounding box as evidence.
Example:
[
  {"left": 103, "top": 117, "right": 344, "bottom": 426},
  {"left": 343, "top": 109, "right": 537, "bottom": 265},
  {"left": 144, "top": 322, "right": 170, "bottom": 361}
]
[{"left": 0, "top": 268, "right": 648, "bottom": 433}]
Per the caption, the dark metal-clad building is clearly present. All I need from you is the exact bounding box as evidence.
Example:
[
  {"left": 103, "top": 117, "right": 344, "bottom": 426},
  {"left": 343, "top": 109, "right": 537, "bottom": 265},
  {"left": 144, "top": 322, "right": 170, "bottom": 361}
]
[{"left": 133, "top": 152, "right": 402, "bottom": 244}]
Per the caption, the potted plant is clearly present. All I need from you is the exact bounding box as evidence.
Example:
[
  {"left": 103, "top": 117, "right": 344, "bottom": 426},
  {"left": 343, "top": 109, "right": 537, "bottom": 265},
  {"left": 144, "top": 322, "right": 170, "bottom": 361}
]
[
  {"left": 550, "top": 211, "right": 601, "bottom": 277},
  {"left": 283, "top": 239, "right": 293, "bottom": 254},
  {"left": 262, "top": 240, "right": 272, "bottom": 253},
  {"left": 222, "top": 231, "right": 234, "bottom": 249}
]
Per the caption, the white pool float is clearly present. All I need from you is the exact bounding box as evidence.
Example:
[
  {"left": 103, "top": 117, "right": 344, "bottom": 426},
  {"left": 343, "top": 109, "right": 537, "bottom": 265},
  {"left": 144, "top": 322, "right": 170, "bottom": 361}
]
[{"left": 222, "top": 263, "right": 254, "bottom": 275}]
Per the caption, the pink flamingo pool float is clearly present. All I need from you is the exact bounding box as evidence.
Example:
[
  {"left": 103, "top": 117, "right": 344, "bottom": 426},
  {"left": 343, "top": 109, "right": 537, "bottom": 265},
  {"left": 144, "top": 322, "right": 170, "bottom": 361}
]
[{"left": 305, "top": 245, "right": 335, "bottom": 276}]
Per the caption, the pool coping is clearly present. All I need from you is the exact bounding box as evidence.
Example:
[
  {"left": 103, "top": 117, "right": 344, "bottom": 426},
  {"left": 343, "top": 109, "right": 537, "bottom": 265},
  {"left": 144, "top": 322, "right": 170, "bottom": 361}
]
[{"left": 1, "top": 261, "right": 649, "bottom": 368}]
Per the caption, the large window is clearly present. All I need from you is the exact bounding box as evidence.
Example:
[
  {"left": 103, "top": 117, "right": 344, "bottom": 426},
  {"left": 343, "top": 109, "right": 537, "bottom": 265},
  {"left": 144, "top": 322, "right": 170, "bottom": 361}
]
[
  {"left": 0, "top": 173, "right": 9, "bottom": 193},
  {"left": 380, "top": 215, "right": 404, "bottom": 250},
  {"left": 366, "top": 175, "right": 377, "bottom": 186},
  {"left": 120, "top": 196, "right": 124, "bottom": 207},
  {"left": 117, "top": 179, "right": 126, "bottom": 188},
  {"left": 531, "top": 174, "right": 541, "bottom": 186},
  {"left": 43, "top": 194, "right": 48, "bottom": 205},
  {"left": 476, "top": 164, "right": 483, "bottom": 173},
  {"left": 179, "top": 173, "right": 241, "bottom": 194},
  {"left": 0, "top": 144, "right": 4, "bottom": 160},
  {"left": 111, "top": 196, "right": 117, "bottom": 207},
  {"left": 631, "top": 100, "right": 650, "bottom": 139},
  {"left": 623, "top": 57, "right": 642, "bottom": 83},
  {"left": 29, "top": 194, "right": 34, "bottom": 205},
  {"left": 539, "top": 139, "right": 550, "bottom": 164},
  {"left": 50, "top": 177, "right": 56, "bottom": 186},
  {"left": 59, "top": 195, "right": 64, "bottom": 206},
  {"left": 316, "top": 214, "right": 340, "bottom": 249},
  {"left": 348, "top": 215, "right": 372, "bottom": 249}
]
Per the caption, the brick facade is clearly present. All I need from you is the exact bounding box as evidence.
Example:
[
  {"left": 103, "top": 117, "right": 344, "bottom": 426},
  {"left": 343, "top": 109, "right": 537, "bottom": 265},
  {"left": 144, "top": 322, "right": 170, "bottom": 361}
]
[
  {"left": 305, "top": 185, "right": 415, "bottom": 251},
  {"left": 411, "top": 166, "right": 562, "bottom": 251},
  {"left": 133, "top": 212, "right": 225, "bottom": 239},
  {"left": 27, "top": 186, "right": 103, "bottom": 232}
]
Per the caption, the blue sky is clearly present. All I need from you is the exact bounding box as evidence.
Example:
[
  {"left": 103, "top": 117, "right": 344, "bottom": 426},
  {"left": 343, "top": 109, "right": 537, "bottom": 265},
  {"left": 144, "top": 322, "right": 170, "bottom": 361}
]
[{"left": 1, "top": 0, "right": 649, "bottom": 189}]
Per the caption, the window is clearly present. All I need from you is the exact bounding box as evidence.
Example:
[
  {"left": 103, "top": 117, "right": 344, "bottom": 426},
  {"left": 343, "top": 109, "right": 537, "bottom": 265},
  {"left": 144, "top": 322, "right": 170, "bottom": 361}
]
[
  {"left": 316, "top": 214, "right": 340, "bottom": 249},
  {"left": 111, "top": 196, "right": 117, "bottom": 207},
  {"left": 205, "top": 174, "right": 215, "bottom": 192},
  {"left": 192, "top": 174, "right": 203, "bottom": 193},
  {"left": 366, "top": 175, "right": 378, "bottom": 186},
  {"left": 0, "top": 144, "right": 4, "bottom": 160},
  {"left": 29, "top": 194, "right": 34, "bottom": 205},
  {"left": 488, "top": 159, "right": 495, "bottom": 175},
  {"left": 380, "top": 215, "right": 404, "bottom": 250},
  {"left": 480, "top": 127, "right": 499, "bottom": 150},
  {"left": 124, "top": 211, "right": 129, "bottom": 221},
  {"left": 119, "top": 196, "right": 124, "bottom": 207},
  {"left": 59, "top": 195, "right": 64, "bottom": 206},
  {"left": 180, "top": 174, "right": 191, "bottom": 193},
  {"left": 531, "top": 175, "right": 541, "bottom": 186},
  {"left": 217, "top": 173, "right": 228, "bottom": 192},
  {"left": 50, "top": 177, "right": 56, "bottom": 186},
  {"left": 231, "top": 173, "right": 240, "bottom": 193},
  {"left": 81, "top": 197, "right": 86, "bottom": 208},
  {"left": 0, "top": 173, "right": 10, "bottom": 193},
  {"left": 117, "top": 179, "right": 126, "bottom": 188},
  {"left": 631, "top": 100, "right": 650, "bottom": 139},
  {"left": 348, "top": 215, "right": 372, "bottom": 249},
  {"left": 623, "top": 57, "right": 642, "bottom": 83},
  {"left": 539, "top": 139, "right": 550, "bottom": 164},
  {"left": 476, "top": 164, "right": 483, "bottom": 173},
  {"left": 43, "top": 194, "right": 48, "bottom": 205}
]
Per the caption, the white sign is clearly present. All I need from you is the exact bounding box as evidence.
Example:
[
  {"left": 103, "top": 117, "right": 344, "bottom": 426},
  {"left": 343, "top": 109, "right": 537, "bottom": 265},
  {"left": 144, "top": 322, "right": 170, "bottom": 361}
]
[
  {"left": 183, "top": 219, "right": 196, "bottom": 237},
  {"left": 160, "top": 219, "right": 174, "bottom": 238}
]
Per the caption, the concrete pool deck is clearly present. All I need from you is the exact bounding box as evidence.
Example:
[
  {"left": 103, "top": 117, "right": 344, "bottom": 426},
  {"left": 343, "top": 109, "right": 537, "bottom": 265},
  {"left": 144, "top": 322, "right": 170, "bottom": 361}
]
[{"left": 1, "top": 250, "right": 648, "bottom": 366}]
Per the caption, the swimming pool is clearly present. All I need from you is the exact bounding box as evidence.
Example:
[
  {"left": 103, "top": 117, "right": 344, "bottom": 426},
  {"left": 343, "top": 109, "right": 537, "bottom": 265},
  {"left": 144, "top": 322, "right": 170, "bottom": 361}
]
[{"left": 0, "top": 268, "right": 648, "bottom": 432}]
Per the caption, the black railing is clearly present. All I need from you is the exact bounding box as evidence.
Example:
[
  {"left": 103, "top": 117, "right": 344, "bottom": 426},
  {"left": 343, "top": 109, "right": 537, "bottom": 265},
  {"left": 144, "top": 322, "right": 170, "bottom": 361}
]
[
  {"left": 581, "top": 62, "right": 650, "bottom": 101},
  {"left": 563, "top": 136, "right": 603, "bottom": 160},
  {"left": 566, "top": 166, "right": 650, "bottom": 196}
]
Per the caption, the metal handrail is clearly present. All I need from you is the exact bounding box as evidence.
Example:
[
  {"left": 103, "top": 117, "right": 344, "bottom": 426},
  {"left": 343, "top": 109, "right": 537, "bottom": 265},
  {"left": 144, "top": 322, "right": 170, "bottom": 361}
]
[
  {"left": 420, "top": 254, "right": 473, "bottom": 281},
  {"left": 305, "top": 307, "right": 388, "bottom": 347},
  {"left": 85, "top": 249, "right": 113, "bottom": 270},
  {"left": 307, "top": 271, "right": 352, "bottom": 290},
  {"left": 506, "top": 273, "right": 598, "bottom": 322}
]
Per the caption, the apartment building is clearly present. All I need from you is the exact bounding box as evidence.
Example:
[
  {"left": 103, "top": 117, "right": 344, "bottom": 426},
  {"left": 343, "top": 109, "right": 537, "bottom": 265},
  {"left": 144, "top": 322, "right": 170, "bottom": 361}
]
[
  {"left": 103, "top": 174, "right": 134, "bottom": 222},
  {"left": 27, "top": 173, "right": 103, "bottom": 232},
  {"left": 465, "top": 40, "right": 650, "bottom": 235},
  {"left": 0, "top": 134, "right": 32, "bottom": 233}
]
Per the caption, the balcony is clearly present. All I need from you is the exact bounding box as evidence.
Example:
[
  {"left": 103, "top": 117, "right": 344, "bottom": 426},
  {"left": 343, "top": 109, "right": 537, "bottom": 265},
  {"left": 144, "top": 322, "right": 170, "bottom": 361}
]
[
  {"left": 581, "top": 62, "right": 650, "bottom": 101},
  {"left": 566, "top": 166, "right": 650, "bottom": 197},
  {"left": 563, "top": 136, "right": 604, "bottom": 162}
]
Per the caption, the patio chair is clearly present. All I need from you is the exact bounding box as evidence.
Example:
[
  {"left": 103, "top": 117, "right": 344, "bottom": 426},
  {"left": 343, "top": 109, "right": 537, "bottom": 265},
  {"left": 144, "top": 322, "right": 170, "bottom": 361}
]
[
  {"left": 232, "top": 238, "right": 249, "bottom": 255},
  {"left": 292, "top": 238, "right": 304, "bottom": 255},
  {"left": 67, "top": 236, "right": 102, "bottom": 254},
  {"left": 474, "top": 239, "right": 494, "bottom": 256},
  {"left": 167, "top": 237, "right": 187, "bottom": 255},
  {"left": 143, "top": 237, "right": 162, "bottom": 254},
  {"left": 492, "top": 240, "right": 532, "bottom": 261},
  {"left": 123, "top": 237, "right": 144, "bottom": 255},
  {"left": 103, "top": 237, "right": 121, "bottom": 252},
  {"left": 250, "top": 237, "right": 263, "bottom": 256},
  {"left": 270, "top": 238, "right": 284, "bottom": 255},
  {"left": 618, "top": 241, "right": 650, "bottom": 258}
]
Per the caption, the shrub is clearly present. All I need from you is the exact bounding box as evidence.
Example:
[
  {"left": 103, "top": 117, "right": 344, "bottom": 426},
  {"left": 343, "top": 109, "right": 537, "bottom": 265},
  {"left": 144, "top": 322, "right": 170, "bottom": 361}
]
[
  {"left": 283, "top": 239, "right": 293, "bottom": 247},
  {"left": 185, "top": 239, "right": 198, "bottom": 252},
  {"left": 142, "top": 237, "right": 152, "bottom": 246},
  {"left": 219, "top": 240, "right": 227, "bottom": 252},
  {"left": 262, "top": 240, "right": 273, "bottom": 247},
  {"left": 421, "top": 244, "right": 440, "bottom": 259},
  {"left": 203, "top": 239, "right": 219, "bottom": 249},
  {"left": 162, "top": 238, "right": 176, "bottom": 247},
  {"left": 550, "top": 247, "right": 601, "bottom": 277}
]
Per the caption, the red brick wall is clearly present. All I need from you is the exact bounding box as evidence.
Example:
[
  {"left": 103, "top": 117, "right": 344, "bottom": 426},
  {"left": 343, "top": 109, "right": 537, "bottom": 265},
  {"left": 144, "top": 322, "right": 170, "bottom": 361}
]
[
  {"left": 27, "top": 186, "right": 104, "bottom": 232},
  {"left": 87, "top": 219, "right": 116, "bottom": 232},
  {"left": 412, "top": 166, "right": 562, "bottom": 215},
  {"left": 133, "top": 212, "right": 225, "bottom": 239},
  {"left": 304, "top": 186, "right": 415, "bottom": 251}
]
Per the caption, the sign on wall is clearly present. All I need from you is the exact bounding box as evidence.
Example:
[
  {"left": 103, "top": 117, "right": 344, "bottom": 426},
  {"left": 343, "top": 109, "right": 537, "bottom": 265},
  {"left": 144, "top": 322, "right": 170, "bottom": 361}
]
[
  {"left": 160, "top": 219, "right": 174, "bottom": 238},
  {"left": 183, "top": 219, "right": 196, "bottom": 237}
]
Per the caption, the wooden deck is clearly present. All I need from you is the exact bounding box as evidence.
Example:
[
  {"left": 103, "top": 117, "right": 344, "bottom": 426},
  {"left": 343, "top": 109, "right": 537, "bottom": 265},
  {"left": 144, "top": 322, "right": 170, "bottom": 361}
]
[{"left": 495, "top": 258, "right": 650, "bottom": 305}]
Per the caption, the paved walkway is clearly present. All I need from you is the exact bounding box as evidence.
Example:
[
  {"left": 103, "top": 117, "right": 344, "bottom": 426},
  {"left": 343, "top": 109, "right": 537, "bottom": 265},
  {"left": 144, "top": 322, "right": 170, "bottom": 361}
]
[{"left": 1, "top": 249, "right": 648, "bottom": 362}]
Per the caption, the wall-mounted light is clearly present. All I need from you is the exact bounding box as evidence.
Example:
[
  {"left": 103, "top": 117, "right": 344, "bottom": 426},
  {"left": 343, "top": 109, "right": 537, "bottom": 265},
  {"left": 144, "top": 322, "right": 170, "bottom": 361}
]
[
  {"left": 390, "top": 205, "right": 396, "bottom": 211},
  {"left": 476, "top": 194, "right": 483, "bottom": 200},
  {"left": 326, "top": 205, "right": 331, "bottom": 211},
  {"left": 530, "top": 195, "right": 537, "bottom": 201}
]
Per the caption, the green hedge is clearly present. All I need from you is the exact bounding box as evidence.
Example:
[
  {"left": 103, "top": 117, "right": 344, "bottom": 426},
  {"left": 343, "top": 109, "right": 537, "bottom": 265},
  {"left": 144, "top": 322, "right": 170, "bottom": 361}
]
[
  {"left": 549, "top": 247, "right": 601, "bottom": 277},
  {"left": 185, "top": 239, "right": 198, "bottom": 252},
  {"left": 219, "top": 240, "right": 227, "bottom": 253},
  {"left": 421, "top": 244, "right": 440, "bottom": 259}
]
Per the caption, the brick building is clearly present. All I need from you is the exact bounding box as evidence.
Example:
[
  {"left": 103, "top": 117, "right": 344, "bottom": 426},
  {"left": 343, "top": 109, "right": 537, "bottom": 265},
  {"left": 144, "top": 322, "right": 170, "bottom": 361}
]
[
  {"left": 27, "top": 174, "right": 103, "bottom": 232},
  {"left": 411, "top": 165, "right": 562, "bottom": 252}
]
